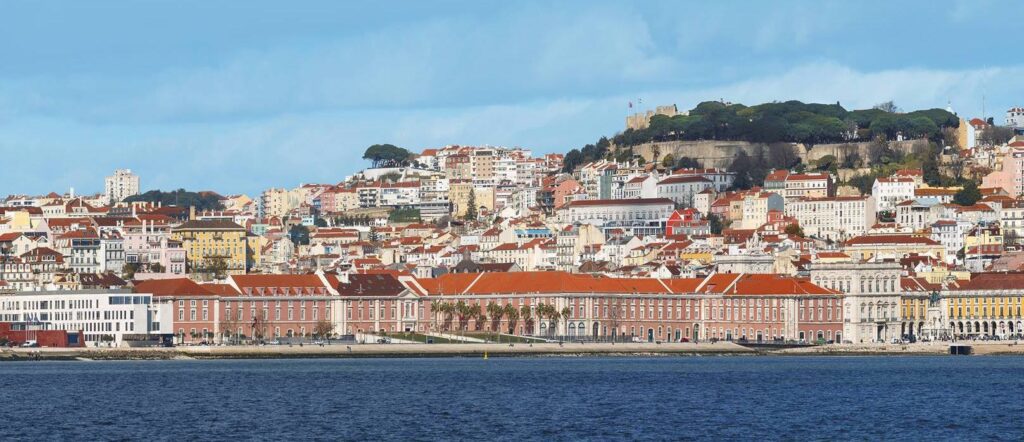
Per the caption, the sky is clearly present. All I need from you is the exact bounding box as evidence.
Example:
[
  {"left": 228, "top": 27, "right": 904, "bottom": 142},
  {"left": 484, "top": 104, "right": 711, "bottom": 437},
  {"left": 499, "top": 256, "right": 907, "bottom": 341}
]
[{"left": 1, "top": 0, "right": 1022, "bottom": 197}]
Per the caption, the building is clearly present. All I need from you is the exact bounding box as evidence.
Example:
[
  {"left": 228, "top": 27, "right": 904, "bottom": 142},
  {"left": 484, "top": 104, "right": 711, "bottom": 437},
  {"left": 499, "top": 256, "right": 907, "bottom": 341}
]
[
  {"left": 171, "top": 219, "right": 249, "bottom": 275},
  {"left": 449, "top": 181, "right": 495, "bottom": 218},
  {"left": 786, "top": 196, "right": 876, "bottom": 241},
  {"left": 942, "top": 273, "right": 1024, "bottom": 339},
  {"left": 656, "top": 175, "right": 713, "bottom": 208},
  {"left": 0, "top": 289, "right": 173, "bottom": 345},
  {"left": 872, "top": 177, "right": 916, "bottom": 212},
  {"left": 104, "top": 169, "right": 140, "bottom": 204},
  {"left": 557, "top": 198, "right": 675, "bottom": 227},
  {"left": 842, "top": 234, "right": 946, "bottom": 262},
  {"left": 741, "top": 192, "right": 784, "bottom": 229},
  {"left": 783, "top": 173, "right": 834, "bottom": 200},
  {"left": 1007, "top": 107, "right": 1024, "bottom": 128},
  {"left": 673, "top": 168, "right": 735, "bottom": 192},
  {"left": 0, "top": 322, "right": 85, "bottom": 347},
  {"left": 809, "top": 261, "right": 902, "bottom": 343}
]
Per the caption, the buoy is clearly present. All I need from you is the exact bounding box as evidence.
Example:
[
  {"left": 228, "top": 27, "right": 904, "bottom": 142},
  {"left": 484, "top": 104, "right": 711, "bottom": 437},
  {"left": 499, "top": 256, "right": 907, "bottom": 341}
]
[{"left": 483, "top": 351, "right": 488, "bottom": 360}]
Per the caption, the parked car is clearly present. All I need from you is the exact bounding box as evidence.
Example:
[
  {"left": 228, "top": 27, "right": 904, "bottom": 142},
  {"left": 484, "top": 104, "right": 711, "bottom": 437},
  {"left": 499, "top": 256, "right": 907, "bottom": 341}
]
[
  {"left": 376, "top": 337, "right": 392, "bottom": 344},
  {"left": 679, "top": 337, "right": 690, "bottom": 343},
  {"left": 20, "top": 341, "right": 38, "bottom": 348}
]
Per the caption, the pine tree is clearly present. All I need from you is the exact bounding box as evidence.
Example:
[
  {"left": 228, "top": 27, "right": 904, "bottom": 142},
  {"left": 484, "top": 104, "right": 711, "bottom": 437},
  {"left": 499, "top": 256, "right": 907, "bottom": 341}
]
[{"left": 464, "top": 188, "right": 478, "bottom": 220}]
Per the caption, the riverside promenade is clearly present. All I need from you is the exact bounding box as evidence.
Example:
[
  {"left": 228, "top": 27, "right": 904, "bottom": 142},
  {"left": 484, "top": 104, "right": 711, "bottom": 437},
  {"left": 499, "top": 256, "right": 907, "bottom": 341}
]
[
  {"left": 5, "top": 341, "right": 1024, "bottom": 361},
  {"left": 2, "top": 341, "right": 752, "bottom": 360}
]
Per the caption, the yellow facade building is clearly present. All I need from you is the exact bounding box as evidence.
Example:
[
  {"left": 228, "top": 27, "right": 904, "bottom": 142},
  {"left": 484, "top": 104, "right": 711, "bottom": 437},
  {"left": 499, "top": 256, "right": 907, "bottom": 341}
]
[
  {"left": 171, "top": 219, "right": 249, "bottom": 275},
  {"left": 448, "top": 181, "right": 494, "bottom": 218}
]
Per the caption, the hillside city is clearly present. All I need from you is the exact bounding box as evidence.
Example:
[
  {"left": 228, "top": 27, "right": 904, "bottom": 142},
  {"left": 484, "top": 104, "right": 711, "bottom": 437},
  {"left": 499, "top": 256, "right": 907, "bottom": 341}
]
[{"left": 3, "top": 100, "right": 1024, "bottom": 349}]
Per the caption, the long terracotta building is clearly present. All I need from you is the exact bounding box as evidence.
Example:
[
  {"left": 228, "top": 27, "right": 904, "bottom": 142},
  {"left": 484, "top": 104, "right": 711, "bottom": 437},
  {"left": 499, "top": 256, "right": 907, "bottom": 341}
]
[{"left": 135, "top": 271, "right": 844, "bottom": 344}]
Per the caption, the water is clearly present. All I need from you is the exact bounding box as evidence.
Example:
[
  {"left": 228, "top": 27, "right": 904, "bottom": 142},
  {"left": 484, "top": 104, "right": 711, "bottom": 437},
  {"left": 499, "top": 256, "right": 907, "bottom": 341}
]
[{"left": 1, "top": 356, "right": 1022, "bottom": 441}]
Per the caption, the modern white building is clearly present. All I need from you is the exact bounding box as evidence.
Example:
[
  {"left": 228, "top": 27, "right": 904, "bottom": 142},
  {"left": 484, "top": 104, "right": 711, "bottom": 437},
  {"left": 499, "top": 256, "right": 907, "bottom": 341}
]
[
  {"left": 786, "top": 196, "right": 876, "bottom": 241},
  {"left": 0, "top": 290, "right": 173, "bottom": 345},
  {"left": 105, "top": 169, "right": 140, "bottom": 204}
]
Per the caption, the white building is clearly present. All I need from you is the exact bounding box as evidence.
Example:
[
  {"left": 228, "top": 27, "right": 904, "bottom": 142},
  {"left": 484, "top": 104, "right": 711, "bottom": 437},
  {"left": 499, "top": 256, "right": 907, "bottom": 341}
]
[
  {"left": 872, "top": 177, "right": 916, "bottom": 212},
  {"left": 673, "top": 168, "right": 736, "bottom": 192},
  {"left": 0, "top": 290, "right": 173, "bottom": 345},
  {"left": 895, "top": 198, "right": 946, "bottom": 231},
  {"left": 809, "top": 262, "right": 902, "bottom": 344},
  {"left": 929, "top": 219, "right": 970, "bottom": 265},
  {"left": 740, "top": 192, "right": 784, "bottom": 229},
  {"left": 105, "top": 169, "right": 140, "bottom": 204},
  {"left": 557, "top": 198, "right": 675, "bottom": 225},
  {"left": 786, "top": 196, "right": 876, "bottom": 241},
  {"left": 1007, "top": 107, "right": 1024, "bottom": 128},
  {"left": 656, "top": 175, "right": 713, "bottom": 208}
]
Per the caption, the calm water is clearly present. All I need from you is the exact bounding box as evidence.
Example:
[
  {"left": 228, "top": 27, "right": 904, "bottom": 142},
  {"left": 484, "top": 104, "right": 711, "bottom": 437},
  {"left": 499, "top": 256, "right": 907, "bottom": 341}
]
[{"left": 1, "top": 356, "right": 1022, "bottom": 441}]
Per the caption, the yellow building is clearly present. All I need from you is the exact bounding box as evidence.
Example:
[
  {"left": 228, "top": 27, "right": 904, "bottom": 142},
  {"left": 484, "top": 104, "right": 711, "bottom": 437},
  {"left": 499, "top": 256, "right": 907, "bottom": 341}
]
[
  {"left": 171, "top": 219, "right": 249, "bottom": 275},
  {"left": 943, "top": 273, "right": 1024, "bottom": 338},
  {"left": 448, "top": 181, "right": 494, "bottom": 218}
]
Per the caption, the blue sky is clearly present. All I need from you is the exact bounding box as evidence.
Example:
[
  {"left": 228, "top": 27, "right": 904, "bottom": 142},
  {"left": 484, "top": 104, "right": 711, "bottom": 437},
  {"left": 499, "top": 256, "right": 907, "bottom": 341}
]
[{"left": 1, "top": 0, "right": 1022, "bottom": 197}]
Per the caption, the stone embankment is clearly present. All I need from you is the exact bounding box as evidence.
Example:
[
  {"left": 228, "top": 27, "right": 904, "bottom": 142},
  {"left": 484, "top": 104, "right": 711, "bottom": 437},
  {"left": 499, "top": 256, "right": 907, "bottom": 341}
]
[
  {"left": 0, "top": 342, "right": 752, "bottom": 360},
  {"left": 4, "top": 341, "right": 1023, "bottom": 361}
]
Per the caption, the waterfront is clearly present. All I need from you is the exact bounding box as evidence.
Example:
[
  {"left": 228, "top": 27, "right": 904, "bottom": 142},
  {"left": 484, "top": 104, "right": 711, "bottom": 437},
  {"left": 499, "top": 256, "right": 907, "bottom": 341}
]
[{"left": 3, "top": 356, "right": 1024, "bottom": 440}]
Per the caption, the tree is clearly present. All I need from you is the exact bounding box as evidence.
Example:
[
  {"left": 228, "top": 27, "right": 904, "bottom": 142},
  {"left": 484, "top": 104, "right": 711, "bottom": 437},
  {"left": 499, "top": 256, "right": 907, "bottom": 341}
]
[
  {"left": 314, "top": 217, "right": 329, "bottom": 228},
  {"left": 362, "top": 144, "right": 411, "bottom": 168},
  {"left": 122, "top": 262, "right": 141, "bottom": 280},
  {"left": 784, "top": 223, "right": 805, "bottom": 237},
  {"left": 313, "top": 320, "right": 335, "bottom": 340},
  {"left": 150, "top": 262, "right": 165, "bottom": 273},
  {"left": 675, "top": 156, "right": 702, "bottom": 169},
  {"left": 504, "top": 304, "right": 520, "bottom": 335},
  {"left": 815, "top": 155, "right": 838, "bottom": 173},
  {"left": 847, "top": 174, "right": 876, "bottom": 196},
  {"left": 124, "top": 189, "right": 225, "bottom": 211},
  {"left": 867, "top": 136, "right": 896, "bottom": 164},
  {"left": 520, "top": 304, "right": 533, "bottom": 335},
  {"left": 288, "top": 224, "right": 310, "bottom": 246},
  {"left": 203, "top": 257, "right": 229, "bottom": 279},
  {"left": 839, "top": 149, "right": 864, "bottom": 168},
  {"left": 661, "top": 153, "right": 676, "bottom": 169},
  {"left": 873, "top": 100, "right": 901, "bottom": 113},
  {"left": 220, "top": 310, "right": 241, "bottom": 345},
  {"left": 953, "top": 181, "right": 981, "bottom": 206},
  {"left": 560, "top": 306, "right": 572, "bottom": 336},
  {"left": 767, "top": 144, "right": 799, "bottom": 170},
  {"left": 487, "top": 302, "right": 505, "bottom": 333},
  {"left": 728, "top": 151, "right": 754, "bottom": 190},
  {"left": 708, "top": 214, "right": 724, "bottom": 235},
  {"left": 979, "top": 126, "right": 1016, "bottom": 146},
  {"left": 464, "top": 188, "right": 477, "bottom": 221}
]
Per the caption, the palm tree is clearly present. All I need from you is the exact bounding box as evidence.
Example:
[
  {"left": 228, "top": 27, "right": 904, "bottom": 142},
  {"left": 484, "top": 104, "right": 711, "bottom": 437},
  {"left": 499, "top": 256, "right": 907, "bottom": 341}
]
[
  {"left": 520, "top": 304, "right": 533, "bottom": 335},
  {"left": 560, "top": 306, "right": 572, "bottom": 337},
  {"left": 455, "top": 300, "right": 469, "bottom": 332},
  {"left": 548, "top": 307, "right": 561, "bottom": 338},
  {"left": 430, "top": 300, "right": 442, "bottom": 332},
  {"left": 504, "top": 304, "right": 520, "bottom": 335},
  {"left": 487, "top": 302, "right": 505, "bottom": 335},
  {"left": 438, "top": 301, "right": 455, "bottom": 332},
  {"left": 468, "top": 303, "right": 483, "bottom": 331}
]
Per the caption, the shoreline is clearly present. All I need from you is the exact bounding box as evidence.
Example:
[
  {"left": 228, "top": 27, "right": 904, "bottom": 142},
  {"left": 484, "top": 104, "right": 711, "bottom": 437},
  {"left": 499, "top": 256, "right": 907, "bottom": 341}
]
[{"left": 3, "top": 341, "right": 1024, "bottom": 361}]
